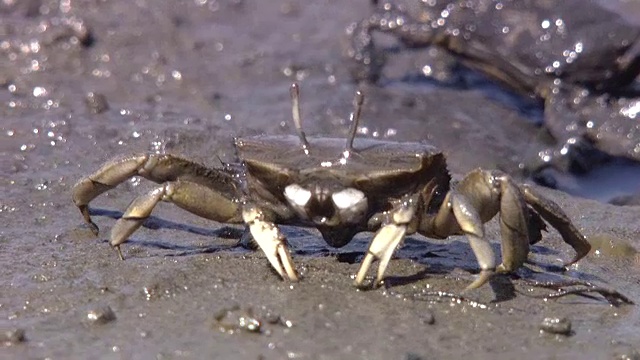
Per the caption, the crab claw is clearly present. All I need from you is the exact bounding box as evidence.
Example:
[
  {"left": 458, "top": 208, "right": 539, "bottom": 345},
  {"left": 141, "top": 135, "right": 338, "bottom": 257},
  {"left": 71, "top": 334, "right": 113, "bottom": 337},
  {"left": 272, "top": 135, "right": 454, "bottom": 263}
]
[
  {"left": 355, "top": 196, "right": 418, "bottom": 288},
  {"left": 354, "top": 223, "right": 407, "bottom": 288},
  {"left": 242, "top": 206, "right": 299, "bottom": 281}
]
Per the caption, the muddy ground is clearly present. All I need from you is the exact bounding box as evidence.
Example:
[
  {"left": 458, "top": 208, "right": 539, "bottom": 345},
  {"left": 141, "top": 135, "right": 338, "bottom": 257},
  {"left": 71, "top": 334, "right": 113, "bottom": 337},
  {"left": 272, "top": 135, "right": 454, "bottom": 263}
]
[{"left": 1, "top": 0, "right": 640, "bottom": 359}]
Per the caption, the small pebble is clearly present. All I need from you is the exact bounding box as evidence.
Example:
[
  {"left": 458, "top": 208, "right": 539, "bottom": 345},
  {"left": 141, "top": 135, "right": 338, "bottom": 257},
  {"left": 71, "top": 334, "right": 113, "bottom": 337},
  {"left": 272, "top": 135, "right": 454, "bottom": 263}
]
[
  {"left": 539, "top": 317, "right": 572, "bottom": 336},
  {"left": 420, "top": 311, "right": 435, "bottom": 325},
  {"left": 616, "top": 350, "right": 640, "bottom": 360},
  {"left": 405, "top": 352, "right": 424, "bottom": 360},
  {"left": 215, "top": 306, "right": 263, "bottom": 334},
  {"left": 1, "top": 329, "right": 26, "bottom": 345},
  {"left": 238, "top": 315, "right": 262, "bottom": 333},
  {"left": 263, "top": 311, "right": 281, "bottom": 324},
  {"left": 86, "top": 306, "right": 117, "bottom": 325},
  {"left": 85, "top": 92, "right": 109, "bottom": 114}
]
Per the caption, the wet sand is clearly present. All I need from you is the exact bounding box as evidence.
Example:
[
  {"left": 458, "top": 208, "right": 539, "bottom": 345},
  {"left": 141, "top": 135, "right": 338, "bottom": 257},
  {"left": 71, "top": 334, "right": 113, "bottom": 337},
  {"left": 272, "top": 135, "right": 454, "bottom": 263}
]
[{"left": 1, "top": 1, "right": 639, "bottom": 359}]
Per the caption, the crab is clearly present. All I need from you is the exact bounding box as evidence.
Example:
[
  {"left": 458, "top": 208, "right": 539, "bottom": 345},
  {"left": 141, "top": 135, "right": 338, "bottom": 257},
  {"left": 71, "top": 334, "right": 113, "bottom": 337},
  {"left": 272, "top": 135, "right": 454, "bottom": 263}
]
[
  {"left": 72, "top": 84, "right": 591, "bottom": 290},
  {"left": 345, "top": 0, "right": 640, "bottom": 174}
]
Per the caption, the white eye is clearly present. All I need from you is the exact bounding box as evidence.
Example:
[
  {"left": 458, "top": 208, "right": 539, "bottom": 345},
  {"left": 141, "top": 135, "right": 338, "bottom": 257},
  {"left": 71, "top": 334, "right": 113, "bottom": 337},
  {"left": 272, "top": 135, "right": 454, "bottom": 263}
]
[
  {"left": 331, "top": 188, "right": 366, "bottom": 210},
  {"left": 284, "top": 184, "right": 312, "bottom": 207}
]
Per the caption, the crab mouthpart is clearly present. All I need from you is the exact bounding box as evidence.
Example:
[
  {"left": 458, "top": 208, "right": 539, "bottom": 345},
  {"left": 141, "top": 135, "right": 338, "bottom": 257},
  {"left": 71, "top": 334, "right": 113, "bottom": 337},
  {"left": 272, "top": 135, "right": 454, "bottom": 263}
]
[{"left": 318, "top": 225, "right": 360, "bottom": 248}]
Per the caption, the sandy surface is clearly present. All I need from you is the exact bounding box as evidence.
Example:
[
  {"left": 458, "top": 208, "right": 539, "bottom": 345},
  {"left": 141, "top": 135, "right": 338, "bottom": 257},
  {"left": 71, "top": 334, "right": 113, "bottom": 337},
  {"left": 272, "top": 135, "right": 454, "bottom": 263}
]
[{"left": 1, "top": 1, "right": 639, "bottom": 359}]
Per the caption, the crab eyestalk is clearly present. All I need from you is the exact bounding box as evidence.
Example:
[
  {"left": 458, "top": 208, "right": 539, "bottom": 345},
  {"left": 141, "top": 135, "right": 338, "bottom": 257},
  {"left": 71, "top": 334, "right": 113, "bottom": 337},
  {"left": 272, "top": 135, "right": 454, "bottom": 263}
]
[
  {"left": 345, "top": 90, "right": 364, "bottom": 152},
  {"left": 289, "top": 83, "right": 311, "bottom": 155}
]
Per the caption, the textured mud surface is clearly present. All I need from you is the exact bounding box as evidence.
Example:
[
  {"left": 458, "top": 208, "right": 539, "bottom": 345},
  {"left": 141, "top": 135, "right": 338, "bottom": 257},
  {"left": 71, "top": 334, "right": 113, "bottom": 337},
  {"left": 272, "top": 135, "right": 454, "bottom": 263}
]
[
  {"left": 1, "top": 1, "right": 640, "bottom": 359},
  {"left": 345, "top": 0, "right": 640, "bottom": 201}
]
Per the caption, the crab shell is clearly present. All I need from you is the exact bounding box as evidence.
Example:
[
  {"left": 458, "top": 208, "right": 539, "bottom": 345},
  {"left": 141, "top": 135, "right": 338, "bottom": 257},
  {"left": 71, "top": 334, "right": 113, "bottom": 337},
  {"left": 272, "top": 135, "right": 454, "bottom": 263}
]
[{"left": 236, "top": 134, "right": 450, "bottom": 247}]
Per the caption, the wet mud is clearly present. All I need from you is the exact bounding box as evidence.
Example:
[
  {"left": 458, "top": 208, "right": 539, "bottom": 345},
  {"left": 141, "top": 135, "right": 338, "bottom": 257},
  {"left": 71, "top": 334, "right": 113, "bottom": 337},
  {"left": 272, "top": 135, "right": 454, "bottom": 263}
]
[{"left": 1, "top": 1, "right": 640, "bottom": 359}]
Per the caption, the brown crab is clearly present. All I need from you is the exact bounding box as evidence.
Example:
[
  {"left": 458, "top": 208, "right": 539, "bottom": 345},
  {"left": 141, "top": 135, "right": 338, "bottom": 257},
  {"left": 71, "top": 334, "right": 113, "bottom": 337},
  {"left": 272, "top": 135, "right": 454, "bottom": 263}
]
[{"left": 72, "top": 84, "right": 591, "bottom": 290}]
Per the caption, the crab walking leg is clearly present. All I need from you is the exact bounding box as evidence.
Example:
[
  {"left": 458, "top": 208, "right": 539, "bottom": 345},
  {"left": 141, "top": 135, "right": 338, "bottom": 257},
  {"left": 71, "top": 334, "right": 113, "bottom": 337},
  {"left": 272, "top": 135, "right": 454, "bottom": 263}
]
[
  {"left": 521, "top": 185, "right": 591, "bottom": 265},
  {"left": 73, "top": 153, "right": 239, "bottom": 235},
  {"left": 423, "top": 169, "right": 587, "bottom": 290},
  {"left": 431, "top": 170, "right": 531, "bottom": 289},
  {"left": 73, "top": 155, "right": 151, "bottom": 234},
  {"left": 444, "top": 191, "right": 497, "bottom": 290},
  {"left": 488, "top": 173, "right": 530, "bottom": 273},
  {"left": 242, "top": 205, "right": 299, "bottom": 281},
  {"left": 110, "top": 180, "right": 241, "bottom": 259},
  {"left": 354, "top": 199, "right": 416, "bottom": 288}
]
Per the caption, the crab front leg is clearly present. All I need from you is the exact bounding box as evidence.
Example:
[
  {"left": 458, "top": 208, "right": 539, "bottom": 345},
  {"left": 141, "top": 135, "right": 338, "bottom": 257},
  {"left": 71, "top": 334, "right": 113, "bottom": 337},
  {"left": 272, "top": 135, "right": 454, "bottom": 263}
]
[
  {"left": 72, "top": 154, "right": 243, "bottom": 257},
  {"left": 354, "top": 194, "right": 419, "bottom": 288},
  {"left": 241, "top": 204, "right": 299, "bottom": 281}
]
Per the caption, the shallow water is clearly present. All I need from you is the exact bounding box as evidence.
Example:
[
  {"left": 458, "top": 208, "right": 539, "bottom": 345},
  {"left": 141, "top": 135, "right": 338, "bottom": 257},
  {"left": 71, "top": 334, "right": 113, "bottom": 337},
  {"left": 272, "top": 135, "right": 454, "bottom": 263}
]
[{"left": 1, "top": 1, "right": 640, "bottom": 359}]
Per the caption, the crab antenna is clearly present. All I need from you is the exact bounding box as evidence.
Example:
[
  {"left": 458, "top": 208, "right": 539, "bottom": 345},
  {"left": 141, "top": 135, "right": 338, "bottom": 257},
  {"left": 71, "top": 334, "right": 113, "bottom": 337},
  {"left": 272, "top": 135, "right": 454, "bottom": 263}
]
[
  {"left": 290, "top": 83, "right": 311, "bottom": 155},
  {"left": 345, "top": 90, "right": 364, "bottom": 151}
]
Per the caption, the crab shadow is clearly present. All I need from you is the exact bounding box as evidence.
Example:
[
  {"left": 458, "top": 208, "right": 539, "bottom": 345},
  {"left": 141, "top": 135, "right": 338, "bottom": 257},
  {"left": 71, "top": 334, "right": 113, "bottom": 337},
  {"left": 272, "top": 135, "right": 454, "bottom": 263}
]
[
  {"left": 89, "top": 207, "right": 608, "bottom": 299},
  {"left": 328, "top": 236, "right": 611, "bottom": 303},
  {"left": 89, "top": 208, "right": 245, "bottom": 255}
]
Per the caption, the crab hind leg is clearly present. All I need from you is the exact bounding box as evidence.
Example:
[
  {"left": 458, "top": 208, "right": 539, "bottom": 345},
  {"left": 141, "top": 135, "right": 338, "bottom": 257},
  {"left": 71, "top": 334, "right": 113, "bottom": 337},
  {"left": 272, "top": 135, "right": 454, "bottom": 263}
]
[
  {"left": 491, "top": 173, "right": 531, "bottom": 273},
  {"left": 520, "top": 185, "right": 591, "bottom": 266}
]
